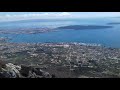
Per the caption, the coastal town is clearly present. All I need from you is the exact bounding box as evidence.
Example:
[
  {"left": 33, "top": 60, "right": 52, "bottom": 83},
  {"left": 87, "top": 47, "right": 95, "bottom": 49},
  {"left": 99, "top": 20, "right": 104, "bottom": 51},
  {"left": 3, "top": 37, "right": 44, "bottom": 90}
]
[{"left": 0, "top": 40, "right": 120, "bottom": 78}]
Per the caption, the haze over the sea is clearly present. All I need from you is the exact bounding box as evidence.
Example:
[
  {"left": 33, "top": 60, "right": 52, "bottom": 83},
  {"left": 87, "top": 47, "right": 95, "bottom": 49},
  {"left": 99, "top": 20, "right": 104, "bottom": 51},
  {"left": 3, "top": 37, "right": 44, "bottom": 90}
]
[{"left": 0, "top": 12, "right": 120, "bottom": 22}]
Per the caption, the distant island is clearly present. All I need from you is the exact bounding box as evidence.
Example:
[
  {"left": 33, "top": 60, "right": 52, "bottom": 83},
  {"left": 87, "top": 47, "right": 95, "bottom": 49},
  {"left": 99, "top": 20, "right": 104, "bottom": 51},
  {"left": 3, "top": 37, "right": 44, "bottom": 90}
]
[
  {"left": 57, "top": 25, "right": 113, "bottom": 30},
  {"left": 108, "top": 22, "right": 120, "bottom": 25}
]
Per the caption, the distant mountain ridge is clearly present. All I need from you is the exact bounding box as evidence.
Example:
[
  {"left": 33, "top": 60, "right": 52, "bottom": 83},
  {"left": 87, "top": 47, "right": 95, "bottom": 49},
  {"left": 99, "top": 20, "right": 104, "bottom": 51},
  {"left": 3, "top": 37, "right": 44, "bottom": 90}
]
[{"left": 0, "top": 19, "right": 73, "bottom": 24}]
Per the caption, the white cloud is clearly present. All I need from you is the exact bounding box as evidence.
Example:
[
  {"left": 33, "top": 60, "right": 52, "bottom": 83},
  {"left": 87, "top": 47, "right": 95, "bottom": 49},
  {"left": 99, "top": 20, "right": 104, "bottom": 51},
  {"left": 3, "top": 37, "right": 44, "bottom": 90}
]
[{"left": 58, "top": 12, "right": 71, "bottom": 16}]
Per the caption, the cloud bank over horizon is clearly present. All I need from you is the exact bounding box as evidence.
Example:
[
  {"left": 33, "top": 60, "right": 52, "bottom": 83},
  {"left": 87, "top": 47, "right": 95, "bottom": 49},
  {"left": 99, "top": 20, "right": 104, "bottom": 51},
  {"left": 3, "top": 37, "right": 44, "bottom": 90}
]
[{"left": 0, "top": 12, "right": 120, "bottom": 22}]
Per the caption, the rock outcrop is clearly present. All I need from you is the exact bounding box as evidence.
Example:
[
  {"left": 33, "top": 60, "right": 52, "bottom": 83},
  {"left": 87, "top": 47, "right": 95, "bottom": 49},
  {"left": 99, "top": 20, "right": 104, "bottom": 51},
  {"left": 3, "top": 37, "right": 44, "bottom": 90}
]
[{"left": 0, "top": 61, "right": 52, "bottom": 78}]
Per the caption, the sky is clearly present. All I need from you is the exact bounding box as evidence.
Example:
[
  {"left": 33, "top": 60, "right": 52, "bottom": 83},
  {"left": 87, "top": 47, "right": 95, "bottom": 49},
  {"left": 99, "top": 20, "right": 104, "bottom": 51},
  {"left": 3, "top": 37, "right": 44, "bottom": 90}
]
[{"left": 0, "top": 12, "right": 120, "bottom": 22}]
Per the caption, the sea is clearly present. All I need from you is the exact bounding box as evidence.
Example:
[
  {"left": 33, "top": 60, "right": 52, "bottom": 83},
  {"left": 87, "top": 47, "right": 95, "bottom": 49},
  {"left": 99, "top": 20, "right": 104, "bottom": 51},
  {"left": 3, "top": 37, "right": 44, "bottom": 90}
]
[{"left": 0, "top": 17, "right": 120, "bottom": 48}]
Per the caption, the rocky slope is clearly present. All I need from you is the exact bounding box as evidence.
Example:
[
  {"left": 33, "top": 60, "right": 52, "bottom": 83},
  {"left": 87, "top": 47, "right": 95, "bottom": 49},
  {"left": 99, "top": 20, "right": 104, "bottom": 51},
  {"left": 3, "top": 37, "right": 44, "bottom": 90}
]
[{"left": 0, "top": 60, "right": 54, "bottom": 78}]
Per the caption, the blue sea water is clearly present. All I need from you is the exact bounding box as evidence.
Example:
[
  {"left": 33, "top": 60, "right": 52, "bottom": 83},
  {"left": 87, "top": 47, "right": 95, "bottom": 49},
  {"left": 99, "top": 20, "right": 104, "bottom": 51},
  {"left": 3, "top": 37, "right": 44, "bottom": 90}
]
[{"left": 0, "top": 17, "right": 120, "bottom": 48}]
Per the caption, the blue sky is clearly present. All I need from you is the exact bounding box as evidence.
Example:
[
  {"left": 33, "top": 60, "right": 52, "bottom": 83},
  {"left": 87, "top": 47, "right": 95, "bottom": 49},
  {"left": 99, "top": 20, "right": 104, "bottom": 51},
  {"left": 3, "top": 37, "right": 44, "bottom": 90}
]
[{"left": 0, "top": 12, "right": 120, "bottom": 22}]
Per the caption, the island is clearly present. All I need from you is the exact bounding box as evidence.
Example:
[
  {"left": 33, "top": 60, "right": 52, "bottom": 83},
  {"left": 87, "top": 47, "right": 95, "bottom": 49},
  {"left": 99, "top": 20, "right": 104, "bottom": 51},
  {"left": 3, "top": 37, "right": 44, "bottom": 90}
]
[
  {"left": 57, "top": 25, "right": 113, "bottom": 30},
  {"left": 108, "top": 22, "right": 120, "bottom": 25}
]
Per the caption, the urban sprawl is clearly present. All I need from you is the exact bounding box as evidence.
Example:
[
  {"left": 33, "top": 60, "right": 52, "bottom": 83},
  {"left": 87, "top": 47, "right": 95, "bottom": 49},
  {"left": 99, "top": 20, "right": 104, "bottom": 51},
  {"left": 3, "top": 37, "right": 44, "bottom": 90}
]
[{"left": 0, "top": 38, "right": 120, "bottom": 78}]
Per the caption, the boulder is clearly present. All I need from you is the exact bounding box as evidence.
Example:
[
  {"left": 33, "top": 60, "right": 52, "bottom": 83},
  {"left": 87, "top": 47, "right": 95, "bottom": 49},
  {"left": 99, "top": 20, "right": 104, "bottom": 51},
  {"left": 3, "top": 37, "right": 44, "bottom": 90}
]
[
  {"left": 0, "top": 60, "right": 6, "bottom": 71},
  {"left": 5, "top": 63, "right": 21, "bottom": 78},
  {"left": 0, "top": 71, "right": 11, "bottom": 78},
  {"left": 20, "top": 65, "right": 32, "bottom": 77},
  {"left": 20, "top": 65, "right": 52, "bottom": 78}
]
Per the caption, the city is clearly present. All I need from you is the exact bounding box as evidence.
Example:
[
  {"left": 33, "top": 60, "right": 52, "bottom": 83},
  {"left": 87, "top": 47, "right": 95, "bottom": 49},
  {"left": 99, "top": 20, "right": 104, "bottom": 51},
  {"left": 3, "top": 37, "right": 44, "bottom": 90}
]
[{"left": 0, "top": 40, "right": 120, "bottom": 78}]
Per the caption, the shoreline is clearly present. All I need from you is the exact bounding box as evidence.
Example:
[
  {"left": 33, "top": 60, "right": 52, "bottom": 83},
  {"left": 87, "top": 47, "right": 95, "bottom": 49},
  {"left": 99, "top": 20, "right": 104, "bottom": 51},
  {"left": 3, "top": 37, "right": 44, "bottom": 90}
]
[
  {"left": 0, "top": 36, "right": 119, "bottom": 49},
  {"left": 1, "top": 40, "right": 119, "bottom": 49}
]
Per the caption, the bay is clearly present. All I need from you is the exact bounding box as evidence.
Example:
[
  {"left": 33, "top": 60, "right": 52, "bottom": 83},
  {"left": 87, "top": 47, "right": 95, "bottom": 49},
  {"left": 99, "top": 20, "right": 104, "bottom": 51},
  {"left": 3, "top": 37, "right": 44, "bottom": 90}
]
[{"left": 0, "top": 17, "right": 120, "bottom": 48}]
